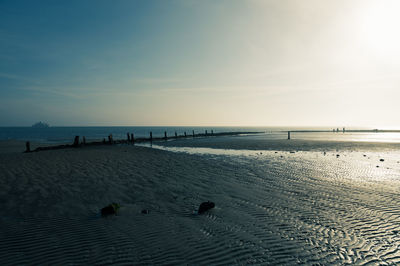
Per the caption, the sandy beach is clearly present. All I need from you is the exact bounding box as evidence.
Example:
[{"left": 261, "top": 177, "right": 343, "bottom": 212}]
[{"left": 1, "top": 138, "right": 400, "bottom": 265}]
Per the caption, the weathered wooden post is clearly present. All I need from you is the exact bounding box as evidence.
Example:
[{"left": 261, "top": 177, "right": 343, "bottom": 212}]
[
  {"left": 25, "top": 141, "right": 31, "bottom": 152},
  {"left": 175, "top": 132, "right": 177, "bottom": 138},
  {"left": 164, "top": 131, "right": 167, "bottom": 140},
  {"left": 287, "top": 131, "right": 291, "bottom": 140},
  {"left": 73, "top": 136, "right": 80, "bottom": 147},
  {"left": 205, "top": 130, "right": 208, "bottom": 135},
  {"left": 131, "top": 133, "right": 134, "bottom": 143},
  {"left": 211, "top": 130, "right": 213, "bottom": 135},
  {"left": 192, "top": 130, "right": 195, "bottom": 137},
  {"left": 150, "top": 132, "right": 153, "bottom": 142},
  {"left": 184, "top": 131, "right": 187, "bottom": 137},
  {"left": 127, "top": 133, "right": 130, "bottom": 142},
  {"left": 108, "top": 134, "right": 113, "bottom": 144}
]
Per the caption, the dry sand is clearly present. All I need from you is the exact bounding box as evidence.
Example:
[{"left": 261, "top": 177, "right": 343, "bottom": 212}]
[{"left": 1, "top": 140, "right": 400, "bottom": 264}]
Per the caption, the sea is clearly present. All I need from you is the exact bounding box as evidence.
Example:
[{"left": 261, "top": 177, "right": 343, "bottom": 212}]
[{"left": 1, "top": 126, "right": 400, "bottom": 144}]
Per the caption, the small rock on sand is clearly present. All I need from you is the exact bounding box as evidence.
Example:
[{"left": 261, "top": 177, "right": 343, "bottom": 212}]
[
  {"left": 101, "top": 203, "right": 120, "bottom": 216},
  {"left": 198, "top": 201, "right": 215, "bottom": 214}
]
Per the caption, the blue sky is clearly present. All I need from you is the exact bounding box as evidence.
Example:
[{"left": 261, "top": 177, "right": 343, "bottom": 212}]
[{"left": 1, "top": 0, "right": 400, "bottom": 127}]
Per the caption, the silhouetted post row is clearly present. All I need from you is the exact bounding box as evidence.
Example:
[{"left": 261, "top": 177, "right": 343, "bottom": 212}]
[{"left": 26, "top": 129, "right": 263, "bottom": 153}]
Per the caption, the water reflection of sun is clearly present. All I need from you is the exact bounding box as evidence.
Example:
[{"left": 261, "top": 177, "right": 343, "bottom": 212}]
[{"left": 350, "top": 133, "right": 400, "bottom": 143}]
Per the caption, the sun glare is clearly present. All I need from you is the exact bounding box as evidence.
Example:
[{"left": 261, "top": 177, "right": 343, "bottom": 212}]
[{"left": 358, "top": 0, "right": 400, "bottom": 59}]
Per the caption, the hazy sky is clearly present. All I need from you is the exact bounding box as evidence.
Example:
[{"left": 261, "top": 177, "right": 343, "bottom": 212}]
[{"left": 1, "top": 0, "right": 400, "bottom": 127}]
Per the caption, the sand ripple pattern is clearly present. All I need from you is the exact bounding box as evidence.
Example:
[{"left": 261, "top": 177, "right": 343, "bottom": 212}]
[{"left": 1, "top": 146, "right": 400, "bottom": 265}]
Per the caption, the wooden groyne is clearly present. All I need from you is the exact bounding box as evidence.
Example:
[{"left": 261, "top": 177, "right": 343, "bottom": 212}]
[{"left": 25, "top": 131, "right": 263, "bottom": 153}]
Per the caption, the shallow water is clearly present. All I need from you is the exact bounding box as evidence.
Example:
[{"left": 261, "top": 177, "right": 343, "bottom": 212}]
[{"left": 159, "top": 133, "right": 400, "bottom": 152}]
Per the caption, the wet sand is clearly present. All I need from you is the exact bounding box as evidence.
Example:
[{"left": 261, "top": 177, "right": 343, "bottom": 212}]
[
  {"left": 160, "top": 134, "right": 400, "bottom": 152},
  {"left": 1, "top": 139, "right": 400, "bottom": 264}
]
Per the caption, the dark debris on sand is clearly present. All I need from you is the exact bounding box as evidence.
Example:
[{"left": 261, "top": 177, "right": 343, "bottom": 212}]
[{"left": 198, "top": 201, "right": 215, "bottom": 214}]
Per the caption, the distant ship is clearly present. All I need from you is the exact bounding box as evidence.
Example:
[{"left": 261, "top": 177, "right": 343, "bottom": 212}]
[{"left": 32, "top": 121, "right": 50, "bottom": 128}]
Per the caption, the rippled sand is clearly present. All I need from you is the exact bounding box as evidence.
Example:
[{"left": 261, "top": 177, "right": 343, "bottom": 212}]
[{"left": 1, "top": 139, "right": 400, "bottom": 265}]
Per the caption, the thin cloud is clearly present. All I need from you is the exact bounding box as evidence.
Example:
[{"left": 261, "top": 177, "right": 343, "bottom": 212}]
[{"left": 0, "top": 72, "right": 41, "bottom": 86}]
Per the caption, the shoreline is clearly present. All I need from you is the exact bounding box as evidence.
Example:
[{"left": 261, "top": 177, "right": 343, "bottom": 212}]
[
  {"left": 23, "top": 131, "right": 264, "bottom": 153},
  {"left": 3, "top": 134, "right": 400, "bottom": 154}
]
